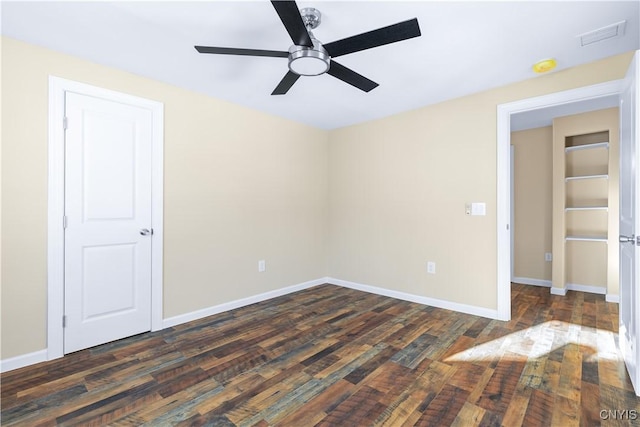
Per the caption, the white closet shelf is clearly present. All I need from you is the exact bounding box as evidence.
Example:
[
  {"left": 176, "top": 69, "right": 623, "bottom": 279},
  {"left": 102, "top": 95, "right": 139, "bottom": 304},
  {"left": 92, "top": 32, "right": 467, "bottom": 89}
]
[
  {"left": 565, "top": 142, "right": 609, "bottom": 152},
  {"left": 565, "top": 174, "right": 609, "bottom": 181},
  {"left": 565, "top": 235, "right": 608, "bottom": 242},
  {"left": 565, "top": 206, "right": 608, "bottom": 211}
]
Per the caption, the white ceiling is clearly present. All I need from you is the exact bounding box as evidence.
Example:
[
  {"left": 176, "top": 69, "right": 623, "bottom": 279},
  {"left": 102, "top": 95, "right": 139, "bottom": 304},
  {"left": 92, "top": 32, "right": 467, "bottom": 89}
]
[{"left": 1, "top": 1, "right": 638, "bottom": 130}]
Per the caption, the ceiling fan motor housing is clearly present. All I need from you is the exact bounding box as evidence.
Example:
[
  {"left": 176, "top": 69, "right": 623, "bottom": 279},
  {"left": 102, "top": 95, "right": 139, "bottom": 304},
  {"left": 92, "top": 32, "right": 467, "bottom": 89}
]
[{"left": 300, "top": 7, "right": 321, "bottom": 29}]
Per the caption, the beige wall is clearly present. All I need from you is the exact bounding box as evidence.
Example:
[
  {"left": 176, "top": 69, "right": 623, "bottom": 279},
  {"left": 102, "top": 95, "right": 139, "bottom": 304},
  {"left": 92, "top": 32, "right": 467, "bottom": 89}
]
[
  {"left": 511, "top": 126, "right": 553, "bottom": 282},
  {"left": 1, "top": 34, "right": 634, "bottom": 361},
  {"left": 328, "top": 52, "right": 632, "bottom": 311},
  {"left": 1, "top": 37, "right": 329, "bottom": 359}
]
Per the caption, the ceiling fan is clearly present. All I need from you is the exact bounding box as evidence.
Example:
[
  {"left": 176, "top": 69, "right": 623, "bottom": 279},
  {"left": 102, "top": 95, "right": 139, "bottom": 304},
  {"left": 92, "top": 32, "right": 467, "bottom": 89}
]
[{"left": 195, "top": 1, "right": 421, "bottom": 95}]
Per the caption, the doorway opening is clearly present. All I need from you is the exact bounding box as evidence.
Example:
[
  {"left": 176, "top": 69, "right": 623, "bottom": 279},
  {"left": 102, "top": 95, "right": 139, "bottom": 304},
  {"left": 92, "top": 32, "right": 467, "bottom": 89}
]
[
  {"left": 496, "top": 80, "right": 624, "bottom": 321},
  {"left": 510, "top": 101, "right": 620, "bottom": 299}
]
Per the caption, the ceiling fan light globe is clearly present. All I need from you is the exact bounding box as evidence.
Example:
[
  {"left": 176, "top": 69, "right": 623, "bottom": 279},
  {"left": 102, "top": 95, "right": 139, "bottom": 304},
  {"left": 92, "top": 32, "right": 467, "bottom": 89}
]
[{"left": 288, "top": 45, "right": 330, "bottom": 76}]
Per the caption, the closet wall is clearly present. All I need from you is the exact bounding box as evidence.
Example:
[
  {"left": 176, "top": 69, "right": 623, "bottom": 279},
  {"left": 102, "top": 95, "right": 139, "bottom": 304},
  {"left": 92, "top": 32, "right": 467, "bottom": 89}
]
[{"left": 511, "top": 126, "right": 553, "bottom": 284}]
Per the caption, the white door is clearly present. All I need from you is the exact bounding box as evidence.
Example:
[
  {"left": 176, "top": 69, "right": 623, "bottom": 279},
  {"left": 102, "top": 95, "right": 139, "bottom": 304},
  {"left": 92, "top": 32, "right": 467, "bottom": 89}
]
[
  {"left": 619, "top": 51, "right": 640, "bottom": 396},
  {"left": 64, "top": 92, "right": 153, "bottom": 353}
]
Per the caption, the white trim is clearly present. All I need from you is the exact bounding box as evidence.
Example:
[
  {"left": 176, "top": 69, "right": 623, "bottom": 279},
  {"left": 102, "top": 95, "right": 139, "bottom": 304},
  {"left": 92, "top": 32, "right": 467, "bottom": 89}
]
[
  {"left": 4, "top": 275, "right": 508, "bottom": 371},
  {"left": 512, "top": 277, "right": 552, "bottom": 288},
  {"left": 47, "top": 76, "right": 164, "bottom": 360},
  {"left": 0, "top": 350, "right": 48, "bottom": 373},
  {"left": 150, "top": 92, "right": 164, "bottom": 332},
  {"left": 497, "top": 98, "right": 512, "bottom": 321},
  {"left": 47, "top": 76, "right": 66, "bottom": 360},
  {"left": 327, "top": 277, "right": 500, "bottom": 320},
  {"left": 566, "top": 283, "right": 607, "bottom": 295},
  {"left": 514, "top": 277, "right": 611, "bottom": 298},
  {"left": 497, "top": 79, "right": 624, "bottom": 323},
  {"left": 0, "top": 278, "right": 324, "bottom": 371},
  {"left": 510, "top": 145, "right": 515, "bottom": 282},
  {"left": 606, "top": 294, "right": 620, "bottom": 303},
  {"left": 513, "top": 277, "right": 608, "bottom": 296},
  {"left": 162, "top": 278, "right": 327, "bottom": 329}
]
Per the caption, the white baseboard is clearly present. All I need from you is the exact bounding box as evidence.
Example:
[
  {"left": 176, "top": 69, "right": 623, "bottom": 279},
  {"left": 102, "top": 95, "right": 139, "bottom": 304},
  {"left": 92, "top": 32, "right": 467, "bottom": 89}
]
[
  {"left": 566, "top": 283, "right": 607, "bottom": 295},
  {"left": 514, "top": 278, "right": 609, "bottom": 298},
  {"left": 1, "top": 278, "right": 328, "bottom": 373},
  {"left": 550, "top": 287, "right": 568, "bottom": 296},
  {"left": 0, "top": 349, "right": 48, "bottom": 373},
  {"left": 327, "top": 277, "right": 499, "bottom": 320},
  {"left": 162, "top": 277, "right": 328, "bottom": 329},
  {"left": 549, "top": 283, "right": 608, "bottom": 297},
  {"left": 512, "top": 277, "right": 551, "bottom": 287},
  {"left": 606, "top": 294, "right": 620, "bottom": 303},
  {"left": 4, "top": 275, "right": 618, "bottom": 373},
  {"left": 6, "top": 274, "right": 572, "bottom": 372}
]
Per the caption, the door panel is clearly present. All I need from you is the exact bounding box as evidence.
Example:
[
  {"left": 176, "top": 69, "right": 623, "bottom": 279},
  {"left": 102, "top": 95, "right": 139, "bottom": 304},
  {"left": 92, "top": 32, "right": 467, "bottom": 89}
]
[
  {"left": 82, "top": 111, "right": 137, "bottom": 220},
  {"left": 619, "top": 50, "right": 640, "bottom": 396},
  {"left": 82, "top": 244, "right": 136, "bottom": 320},
  {"left": 64, "top": 92, "right": 153, "bottom": 354}
]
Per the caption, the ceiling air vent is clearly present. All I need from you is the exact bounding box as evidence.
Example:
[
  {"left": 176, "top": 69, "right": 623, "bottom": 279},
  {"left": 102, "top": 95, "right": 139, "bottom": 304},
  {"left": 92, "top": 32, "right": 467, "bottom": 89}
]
[{"left": 578, "top": 20, "right": 626, "bottom": 47}]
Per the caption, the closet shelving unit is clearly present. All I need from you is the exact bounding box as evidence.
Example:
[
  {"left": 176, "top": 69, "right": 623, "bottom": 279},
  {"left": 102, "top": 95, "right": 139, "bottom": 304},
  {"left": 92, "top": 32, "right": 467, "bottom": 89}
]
[
  {"left": 564, "top": 133, "right": 610, "bottom": 244},
  {"left": 551, "top": 109, "right": 619, "bottom": 296},
  {"left": 560, "top": 131, "right": 610, "bottom": 292}
]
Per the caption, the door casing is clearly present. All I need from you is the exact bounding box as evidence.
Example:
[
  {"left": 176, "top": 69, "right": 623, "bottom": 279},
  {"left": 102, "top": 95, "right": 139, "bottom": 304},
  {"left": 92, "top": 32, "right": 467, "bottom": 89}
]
[
  {"left": 496, "top": 79, "right": 625, "bottom": 321},
  {"left": 47, "top": 76, "right": 164, "bottom": 360}
]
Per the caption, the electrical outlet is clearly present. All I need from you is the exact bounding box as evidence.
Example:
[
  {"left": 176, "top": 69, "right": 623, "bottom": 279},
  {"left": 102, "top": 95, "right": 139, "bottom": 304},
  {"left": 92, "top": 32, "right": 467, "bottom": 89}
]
[
  {"left": 545, "top": 252, "right": 552, "bottom": 262},
  {"left": 427, "top": 261, "right": 436, "bottom": 274},
  {"left": 258, "top": 260, "right": 266, "bottom": 272}
]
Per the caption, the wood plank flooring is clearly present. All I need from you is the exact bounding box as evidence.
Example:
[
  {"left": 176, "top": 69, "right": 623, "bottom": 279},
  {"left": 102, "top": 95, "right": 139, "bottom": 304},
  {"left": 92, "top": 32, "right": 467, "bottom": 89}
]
[{"left": 2, "top": 283, "right": 639, "bottom": 426}]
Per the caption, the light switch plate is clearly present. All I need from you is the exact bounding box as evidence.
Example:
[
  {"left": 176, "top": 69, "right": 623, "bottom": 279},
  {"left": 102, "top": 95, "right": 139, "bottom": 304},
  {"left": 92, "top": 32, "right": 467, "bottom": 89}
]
[{"left": 471, "top": 202, "right": 486, "bottom": 216}]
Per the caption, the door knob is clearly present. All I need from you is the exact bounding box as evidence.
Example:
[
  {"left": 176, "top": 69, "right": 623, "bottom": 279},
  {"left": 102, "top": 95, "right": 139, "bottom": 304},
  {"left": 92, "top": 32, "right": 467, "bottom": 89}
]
[
  {"left": 619, "top": 234, "right": 636, "bottom": 243},
  {"left": 140, "top": 228, "right": 152, "bottom": 236}
]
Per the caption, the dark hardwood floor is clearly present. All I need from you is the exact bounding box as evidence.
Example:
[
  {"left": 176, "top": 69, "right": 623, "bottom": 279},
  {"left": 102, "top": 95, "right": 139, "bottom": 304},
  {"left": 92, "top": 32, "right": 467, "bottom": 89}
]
[{"left": 2, "top": 283, "right": 639, "bottom": 426}]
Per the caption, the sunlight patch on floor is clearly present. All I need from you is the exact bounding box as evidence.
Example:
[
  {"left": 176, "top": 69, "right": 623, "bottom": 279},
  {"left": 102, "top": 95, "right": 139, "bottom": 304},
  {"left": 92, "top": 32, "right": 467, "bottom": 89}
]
[{"left": 444, "top": 321, "right": 621, "bottom": 363}]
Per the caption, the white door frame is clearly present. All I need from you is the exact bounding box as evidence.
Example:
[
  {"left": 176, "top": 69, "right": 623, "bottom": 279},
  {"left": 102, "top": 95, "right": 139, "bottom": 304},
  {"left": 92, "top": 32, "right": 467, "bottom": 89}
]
[
  {"left": 510, "top": 145, "right": 515, "bottom": 282},
  {"left": 496, "top": 79, "right": 624, "bottom": 321},
  {"left": 47, "top": 76, "right": 164, "bottom": 360}
]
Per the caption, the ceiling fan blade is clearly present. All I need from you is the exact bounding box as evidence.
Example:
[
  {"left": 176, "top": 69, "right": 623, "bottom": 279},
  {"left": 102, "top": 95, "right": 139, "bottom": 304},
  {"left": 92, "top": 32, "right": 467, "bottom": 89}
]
[
  {"left": 323, "top": 18, "right": 421, "bottom": 58},
  {"left": 327, "top": 61, "right": 378, "bottom": 93},
  {"left": 271, "top": 71, "right": 301, "bottom": 95},
  {"left": 195, "top": 46, "right": 288, "bottom": 58},
  {"left": 271, "top": 1, "right": 313, "bottom": 47}
]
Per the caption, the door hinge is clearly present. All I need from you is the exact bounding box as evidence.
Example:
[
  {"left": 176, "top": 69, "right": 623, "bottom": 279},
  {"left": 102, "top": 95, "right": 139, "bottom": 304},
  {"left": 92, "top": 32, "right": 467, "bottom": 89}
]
[
  {"left": 63, "top": 117, "right": 68, "bottom": 130},
  {"left": 63, "top": 315, "right": 67, "bottom": 328},
  {"left": 63, "top": 216, "right": 68, "bottom": 229}
]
